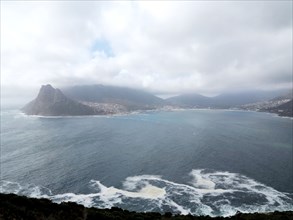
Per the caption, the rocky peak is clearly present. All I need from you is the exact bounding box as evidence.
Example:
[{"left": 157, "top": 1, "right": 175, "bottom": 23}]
[
  {"left": 22, "top": 85, "right": 100, "bottom": 116},
  {"left": 36, "top": 84, "right": 66, "bottom": 103}
]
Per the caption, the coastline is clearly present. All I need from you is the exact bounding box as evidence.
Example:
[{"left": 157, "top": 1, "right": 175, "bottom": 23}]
[
  {"left": 1, "top": 193, "right": 293, "bottom": 220},
  {"left": 2, "top": 107, "right": 292, "bottom": 120}
]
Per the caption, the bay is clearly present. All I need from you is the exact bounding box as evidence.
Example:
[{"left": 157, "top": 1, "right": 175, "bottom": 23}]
[{"left": 1, "top": 109, "right": 292, "bottom": 216}]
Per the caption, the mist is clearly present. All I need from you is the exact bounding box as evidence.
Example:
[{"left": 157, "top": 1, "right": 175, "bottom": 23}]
[{"left": 1, "top": 1, "right": 292, "bottom": 106}]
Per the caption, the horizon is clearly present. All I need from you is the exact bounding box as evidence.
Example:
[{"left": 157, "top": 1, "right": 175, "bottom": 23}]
[{"left": 1, "top": 82, "right": 291, "bottom": 109}]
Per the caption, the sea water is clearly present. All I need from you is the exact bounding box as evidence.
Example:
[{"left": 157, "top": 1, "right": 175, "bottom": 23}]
[{"left": 0, "top": 109, "right": 292, "bottom": 216}]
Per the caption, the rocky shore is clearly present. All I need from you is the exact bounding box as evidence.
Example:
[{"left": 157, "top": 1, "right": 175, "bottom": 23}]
[{"left": 1, "top": 193, "right": 292, "bottom": 220}]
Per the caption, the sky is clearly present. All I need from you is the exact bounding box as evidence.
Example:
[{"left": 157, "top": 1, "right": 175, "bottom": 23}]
[{"left": 1, "top": 0, "right": 292, "bottom": 102}]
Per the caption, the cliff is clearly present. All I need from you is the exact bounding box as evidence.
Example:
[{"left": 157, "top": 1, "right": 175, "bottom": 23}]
[{"left": 22, "top": 85, "right": 102, "bottom": 116}]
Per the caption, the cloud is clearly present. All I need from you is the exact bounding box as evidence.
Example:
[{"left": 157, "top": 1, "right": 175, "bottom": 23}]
[{"left": 1, "top": 1, "right": 292, "bottom": 99}]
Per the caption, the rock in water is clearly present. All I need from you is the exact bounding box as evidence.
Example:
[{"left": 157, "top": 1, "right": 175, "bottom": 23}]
[{"left": 22, "top": 84, "right": 99, "bottom": 116}]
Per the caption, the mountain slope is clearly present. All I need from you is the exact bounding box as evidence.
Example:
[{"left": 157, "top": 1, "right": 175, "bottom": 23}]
[
  {"left": 62, "top": 85, "right": 165, "bottom": 110},
  {"left": 22, "top": 85, "right": 100, "bottom": 116},
  {"left": 166, "top": 90, "right": 286, "bottom": 108},
  {"left": 240, "top": 91, "right": 292, "bottom": 112},
  {"left": 264, "top": 99, "right": 293, "bottom": 117}
]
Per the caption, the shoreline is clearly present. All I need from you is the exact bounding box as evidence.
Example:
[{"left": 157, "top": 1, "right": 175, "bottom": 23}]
[
  {"left": 1, "top": 193, "right": 293, "bottom": 220},
  {"left": 1, "top": 107, "right": 292, "bottom": 119}
]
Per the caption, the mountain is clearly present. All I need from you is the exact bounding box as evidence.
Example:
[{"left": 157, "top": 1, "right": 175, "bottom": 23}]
[
  {"left": 270, "top": 91, "right": 293, "bottom": 102},
  {"left": 263, "top": 99, "right": 293, "bottom": 117},
  {"left": 62, "top": 85, "right": 165, "bottom": 110},
  {"left": 22, "top": 85, "right": 100, "bottom": 116},
  {"left": 22, "top": 85, "right": 291, "bottom": 116},
  {"left": 22, "top": 84, "right": 166, "bottom": 116},
  {"left": 211, "top": 91, "right": 278, "bottom": 108},
  {"left": 240, "top": 91, "right": 292, "bottom": 113},
  {"left": 166, "top": 90, "right": 286, "bottom": 108}
]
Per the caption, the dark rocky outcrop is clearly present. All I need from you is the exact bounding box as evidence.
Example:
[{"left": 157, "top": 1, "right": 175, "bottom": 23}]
[
  {"left": 22, "top": 84, "right": 101, "bottom": 116},
  {"left": 1, "top": 193, "right": 293, "bottom": 220}
]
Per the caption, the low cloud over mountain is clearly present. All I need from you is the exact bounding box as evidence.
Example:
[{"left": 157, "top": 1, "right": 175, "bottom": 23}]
[{"left": 2, "top": 1, "right": 292, "bottom": 101}]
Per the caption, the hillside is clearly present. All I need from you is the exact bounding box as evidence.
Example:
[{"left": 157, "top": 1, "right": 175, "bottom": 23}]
[
  {"left": 21, "top": 84, "right": 167, "bottom": 116},
  {"left": 264, "top": 99, "right": 293, "bottom": 117},
  {"left": 240, "top": 92, "right": 292, "bottom": 117},
  {"left": 166, "top": 90, "right": 284, "bottom": 108},
  {"left": 62, "top": 85, "right": 165, "bottom": 110},
  {"left": 22, "top": 85, "right": 100, "bottom": 116},
  {"left": 21, "top": 85, "right": 292, "bottom": 116}
]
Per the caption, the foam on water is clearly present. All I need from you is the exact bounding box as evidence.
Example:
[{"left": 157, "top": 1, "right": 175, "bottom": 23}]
[
  {"left": 1, "top": 169, "right": 292, "bottom": 217},
  {"left": 0, "top": 180, "right": 52, "bottom": 198}
]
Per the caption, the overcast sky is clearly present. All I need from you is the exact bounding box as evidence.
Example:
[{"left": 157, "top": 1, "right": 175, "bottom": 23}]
[{"left": 1, "top": 0, "right": 292, "bottom": 100}]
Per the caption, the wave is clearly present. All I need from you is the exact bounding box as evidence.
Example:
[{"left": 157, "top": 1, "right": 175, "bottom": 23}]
[{"left": 1, "top": 169, "right": 292, "bottom": 217}]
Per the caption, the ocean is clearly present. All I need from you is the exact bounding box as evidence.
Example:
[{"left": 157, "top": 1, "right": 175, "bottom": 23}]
[{"left": 0, "top": 109, "right": 292, "bottom": 217}]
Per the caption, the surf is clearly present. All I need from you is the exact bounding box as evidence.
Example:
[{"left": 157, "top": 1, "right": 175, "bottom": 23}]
[{"left": 1, "top": 169, "right": 292, "bottom": 217}]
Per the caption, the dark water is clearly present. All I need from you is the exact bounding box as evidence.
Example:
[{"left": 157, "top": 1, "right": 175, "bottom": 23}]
[{"left": 1, "top": 109, "right": 292, "bottom": 216}]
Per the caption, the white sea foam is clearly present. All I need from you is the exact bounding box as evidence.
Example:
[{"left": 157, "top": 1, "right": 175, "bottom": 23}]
[
  {"left": 190, "top": 170, "right": 216, "bottom": 189},
  {"left": 92, "top": 180, "right": 166, "bottom": 200},
  {"left": 0, "top": 180, "right": 52, "bottom": 198},
  {"left": 1, "top": 170, "right": 292, "bottom": 217}
]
